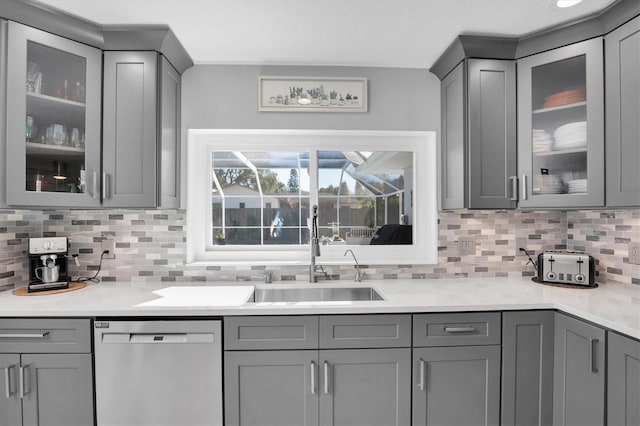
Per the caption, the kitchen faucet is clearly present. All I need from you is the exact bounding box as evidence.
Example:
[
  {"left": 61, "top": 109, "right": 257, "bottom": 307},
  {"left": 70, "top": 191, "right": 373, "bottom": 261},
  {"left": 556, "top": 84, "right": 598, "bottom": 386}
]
[
  {"left": 310, "top": 205, "right": 325, "bottom": 282},
  {"left": 344, "top": 249, "right": 363, "bottom": 282}
]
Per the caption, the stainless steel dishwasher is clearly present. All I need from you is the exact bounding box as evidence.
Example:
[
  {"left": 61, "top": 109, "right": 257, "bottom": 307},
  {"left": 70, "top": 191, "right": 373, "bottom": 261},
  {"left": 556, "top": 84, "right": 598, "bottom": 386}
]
[{"left": 94, "top": 320, "right": 222, "bottom": 426}]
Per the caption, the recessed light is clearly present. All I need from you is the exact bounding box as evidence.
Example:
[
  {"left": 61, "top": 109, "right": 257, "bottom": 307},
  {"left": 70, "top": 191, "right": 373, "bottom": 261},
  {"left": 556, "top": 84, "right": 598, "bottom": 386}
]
[{"left": 556, "top": 0, "right": 583, "bottom": 7}]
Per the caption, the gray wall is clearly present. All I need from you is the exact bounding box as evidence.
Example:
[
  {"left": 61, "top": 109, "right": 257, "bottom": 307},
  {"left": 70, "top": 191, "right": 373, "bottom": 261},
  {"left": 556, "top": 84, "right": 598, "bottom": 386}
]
[
  {"left": 181, "top": 64, "right": 440, "bottom": 130},
  {"left": 180, "top": 64, "right": 441, "bottom": 206}
]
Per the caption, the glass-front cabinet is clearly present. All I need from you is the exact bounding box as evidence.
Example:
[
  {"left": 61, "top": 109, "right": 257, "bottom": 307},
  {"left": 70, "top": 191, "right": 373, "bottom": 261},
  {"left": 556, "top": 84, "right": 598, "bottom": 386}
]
[
  {"left": 517, "top": 38, "right": 604, "bottom": 208},
  {"left": 6, "top": 22, "right": 101, "bottom": 207}
]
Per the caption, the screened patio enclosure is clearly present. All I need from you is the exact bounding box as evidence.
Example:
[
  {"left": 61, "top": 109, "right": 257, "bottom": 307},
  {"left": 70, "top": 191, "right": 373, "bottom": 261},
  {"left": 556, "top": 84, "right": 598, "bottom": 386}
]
[{"left": 210, "top": 150, "right": 413, "bottom": 246}]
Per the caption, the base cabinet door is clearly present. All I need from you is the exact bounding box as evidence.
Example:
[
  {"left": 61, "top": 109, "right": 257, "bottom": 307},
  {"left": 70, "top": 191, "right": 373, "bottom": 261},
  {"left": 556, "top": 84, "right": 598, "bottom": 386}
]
[
  {"left": 0, "top": 353, "right": 21, "bottom": 426},
  {"left": 319, "top": 348, "right": 411, "bottom": 426},
  {"left": 224, "top": 350, "right": 319, "bottom": 426},
  {"left": 607, "top": 332, "right": 640, "bottom": 426},
  {"left": 412, "top": 346, "right": 500, "bottom": 426},
  {"left": 501, "top": 311, "right": 554, "bottom": 426},
  {"left": 553, "top": 313, "right": 605, "bottom": 426}
]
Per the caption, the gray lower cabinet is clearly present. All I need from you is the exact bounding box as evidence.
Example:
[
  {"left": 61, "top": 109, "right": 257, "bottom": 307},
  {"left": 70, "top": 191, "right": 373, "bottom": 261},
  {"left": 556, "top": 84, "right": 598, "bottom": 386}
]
[
  {"left": 605, "top": 15, "right": 640, "bottom": 207},
  {"left": 224, "top": 314, "right": 411, "bottom": 426},
  {"left": 224, "top": 350, "right": 318, "bottom": 426},
  {"left": 320, "top": 348, "right": 411, "bottom": 426},
  {"left": 501, "top": 311, "right": 554, "bottom": 426},
  {"left": 0, "top": 319, "right": 94, "bottom": 426},
  {"left": 412, "top": 345, "right": 501, "bottom": 426},
  {"left": 607, "top": 332, "right": 640, "bottom": 426},
  {"left": 224, "top": 348, "right": 411, "bottom": 426},
  {"left": 553, "top": 313, "right": 605, "bottom": 426},
  {"left": 440, "top": 58, "right": 517, "bottom": 210},
  {"left": 102, "top": 50, "right": 181, "bottom": 208}
]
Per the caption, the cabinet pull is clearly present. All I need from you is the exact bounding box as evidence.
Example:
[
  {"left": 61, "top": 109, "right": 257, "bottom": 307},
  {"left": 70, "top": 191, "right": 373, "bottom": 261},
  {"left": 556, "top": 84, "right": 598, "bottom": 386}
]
[
  {"left": 323, "top": 361, "right": 330, "bottom": 394},
  {"left": 90, "top": 171, "right": 97, "bottom": 199},
  {"left": 418, "top": 358, "right": 425, "bottom": 391},
  {"left": 310, "top": 361, "right": 316, "bottom": 394},
  {"left": 0, "top": 332, "right": 49, "bottom": 339},
  {"left": 508, "top": 176, "right": 518, "bottom": 201},
  {"left": 589, "top": 338, "right": 599, "bottom": 373},
  {"left": 444, "top": 326, "right": 476, "bottom": 333},
  {"left": 102, "top": 173, "right": 109, "bottom": 200},
  {"left": 3, "top": 365, "right": 15, "bottom": 398},
  {"left": 19, "top": 364, "right": 29, "bottom": 398},
  {"left": 521, "top": 174, "right": 528, "bottom": 200}
]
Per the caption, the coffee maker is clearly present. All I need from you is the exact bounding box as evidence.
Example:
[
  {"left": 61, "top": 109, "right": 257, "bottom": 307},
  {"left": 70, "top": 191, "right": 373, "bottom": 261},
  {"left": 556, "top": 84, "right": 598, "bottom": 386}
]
[{"left": 28, "top": 237, "right": 70, "bottom": 292}]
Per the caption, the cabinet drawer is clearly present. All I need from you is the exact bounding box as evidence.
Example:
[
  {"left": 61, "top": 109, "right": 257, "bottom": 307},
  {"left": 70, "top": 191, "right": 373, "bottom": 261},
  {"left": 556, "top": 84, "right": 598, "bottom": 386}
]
[
  {"left": 0, "top": 318, "right": 91, "bottom": 353},
  {"left": 319, "top": 314, "right": 411, "bottom": 348},
  {"left": 224, "top": 316, "right": 318, "bottom": 350},
  {"left": 413, "top": 312, "right": 501, "bottom": 347}
]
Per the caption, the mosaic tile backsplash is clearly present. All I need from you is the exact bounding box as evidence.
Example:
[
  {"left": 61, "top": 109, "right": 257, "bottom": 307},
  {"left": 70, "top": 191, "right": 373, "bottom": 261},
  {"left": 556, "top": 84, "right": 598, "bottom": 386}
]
[{"left": 0, "top": 208, "right": 637, "bottom": 290}]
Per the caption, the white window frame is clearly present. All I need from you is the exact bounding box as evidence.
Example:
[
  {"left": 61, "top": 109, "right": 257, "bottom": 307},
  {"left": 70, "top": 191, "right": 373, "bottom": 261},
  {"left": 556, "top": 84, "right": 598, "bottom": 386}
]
[{"left": 186, "top": 129, "right": 438, "bottom": 266}]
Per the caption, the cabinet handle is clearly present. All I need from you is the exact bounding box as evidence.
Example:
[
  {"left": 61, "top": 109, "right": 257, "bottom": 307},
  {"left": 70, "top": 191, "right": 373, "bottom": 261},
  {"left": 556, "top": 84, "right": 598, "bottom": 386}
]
[
  {"left": 19, "top": 364, "right": 29, "bottom": 398},
  {"left": 3, "top": 365, "right": 15, "bottom": 398},
  {"left": 0, "top": 332, "right": 49, "bottom": 339},
  {"left": 521, "top": 174, "right": 528, "bottom": 200},
  {"left": 310, "top": 361, "right": 316, "bottom": 394},
  {"left": 589, "top": 338, "right": 599, "bottom": 373},
  {"left": 102, "top": 173, "right": 109, "bottom": 200},
  {"left": 508, "top": 176, "right": 518, "bottom": 201},
  {"left": 444, "top": 326, "right": 476, "bottom": 333},
  {"left": 92, "top": 171, "right": 98, "bottom": 199},
  {"left": 323, "top": 361, "right": 330, "bottom": 394},
  {"left": 418, "top": 358, "right": 425, "bottom": 391}
]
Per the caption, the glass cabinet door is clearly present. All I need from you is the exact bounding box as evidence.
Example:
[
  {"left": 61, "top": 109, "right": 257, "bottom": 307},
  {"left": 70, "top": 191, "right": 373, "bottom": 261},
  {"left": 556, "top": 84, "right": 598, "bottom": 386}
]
[
  {"left": 6, "top": 22, "right": 101, "bottom": 207},
  {"left": 517, "top": 38, "right": 604, "bottom": 208}
]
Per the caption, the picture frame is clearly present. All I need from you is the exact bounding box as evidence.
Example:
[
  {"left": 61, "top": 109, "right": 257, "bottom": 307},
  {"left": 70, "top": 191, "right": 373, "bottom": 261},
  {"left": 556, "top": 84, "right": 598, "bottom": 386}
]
[{"left": 258, "top": 76, "right": 368, "bottom": 112}]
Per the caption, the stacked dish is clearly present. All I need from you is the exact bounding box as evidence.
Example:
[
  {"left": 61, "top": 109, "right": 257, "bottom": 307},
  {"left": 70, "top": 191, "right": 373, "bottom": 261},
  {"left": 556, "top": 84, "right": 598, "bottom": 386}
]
[
  {"left": 533, "top": 174, "right": 564, "bottom": 194},
  {"left": 554, "top": 121, "right": 587, "bottom": 150},
  {"left": 542, "top": 89, "right": 586, "bottom": 109},
  {"left": 533, "top": 129, "right": 553, "bottom": 153},
  {"left": 567, "top": 179, "right": 588, "bottom": 194}
]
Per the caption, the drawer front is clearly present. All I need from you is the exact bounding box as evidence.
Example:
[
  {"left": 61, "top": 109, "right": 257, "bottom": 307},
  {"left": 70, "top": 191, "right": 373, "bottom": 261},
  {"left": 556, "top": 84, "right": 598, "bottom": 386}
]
[
  {"left": 224, "top": 316, "right": 319, "bottom": 350},
  {"left": 413, "top": 312, "right": 501, "bottom": 347},
  {"left": 319, "top": 314, "right": 411, "bottom": 348},
  {"left": 0, "top": 318, "right": 92, "bottom": 353}
]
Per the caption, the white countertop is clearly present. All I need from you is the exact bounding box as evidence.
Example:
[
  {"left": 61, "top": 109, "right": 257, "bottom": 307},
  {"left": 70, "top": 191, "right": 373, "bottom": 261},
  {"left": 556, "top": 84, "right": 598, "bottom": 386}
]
[{"left": 1, "top": 277, "right": 638, "bottom": 339}]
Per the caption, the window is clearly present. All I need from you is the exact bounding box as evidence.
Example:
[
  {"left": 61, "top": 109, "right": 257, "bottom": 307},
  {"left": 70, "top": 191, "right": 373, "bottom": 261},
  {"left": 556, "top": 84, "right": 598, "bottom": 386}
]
[{"left": 187, "top": 129, "right": 438, "bottom": 266}]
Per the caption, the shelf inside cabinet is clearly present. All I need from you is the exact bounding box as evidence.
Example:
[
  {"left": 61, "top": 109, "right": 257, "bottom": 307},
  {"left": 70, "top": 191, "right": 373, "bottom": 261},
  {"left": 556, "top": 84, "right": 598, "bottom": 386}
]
[
  {"left": 25, "top": 142, "right": 85, "bottom": 158},
  {"left": 26, "top": 92, "right": 85, "bottom": 129},
  {"left": 533, "top": 147, "right": 587, "bottom": 157},
  {"left": 533, "top": 101, "right": 586, "bottom": 114}
]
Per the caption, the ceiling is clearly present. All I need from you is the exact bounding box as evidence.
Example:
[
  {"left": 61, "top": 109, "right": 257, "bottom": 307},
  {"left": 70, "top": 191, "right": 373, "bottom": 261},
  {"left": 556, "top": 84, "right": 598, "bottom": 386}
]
[{"left": 34, "top": 0, "right": 617, "bottom": 69}]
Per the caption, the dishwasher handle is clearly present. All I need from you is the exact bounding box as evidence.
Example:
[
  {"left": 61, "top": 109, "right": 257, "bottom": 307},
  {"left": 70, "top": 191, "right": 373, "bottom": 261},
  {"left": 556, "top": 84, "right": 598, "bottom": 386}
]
[{"left": 101, "top": 332, "right": 214, "bottom": 344}]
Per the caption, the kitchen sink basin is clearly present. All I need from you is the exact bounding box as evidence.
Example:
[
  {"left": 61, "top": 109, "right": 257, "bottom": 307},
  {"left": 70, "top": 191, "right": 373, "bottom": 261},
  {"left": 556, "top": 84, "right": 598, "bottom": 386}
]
[{"left": 251, "top": 287, "right": 384, "bottom": 303}]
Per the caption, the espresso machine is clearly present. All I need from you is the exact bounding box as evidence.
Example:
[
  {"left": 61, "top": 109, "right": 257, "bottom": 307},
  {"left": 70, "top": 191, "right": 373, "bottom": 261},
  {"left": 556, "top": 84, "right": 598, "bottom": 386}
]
[{"left": 28, "top": 237, "right": 70, "bottom": 292}]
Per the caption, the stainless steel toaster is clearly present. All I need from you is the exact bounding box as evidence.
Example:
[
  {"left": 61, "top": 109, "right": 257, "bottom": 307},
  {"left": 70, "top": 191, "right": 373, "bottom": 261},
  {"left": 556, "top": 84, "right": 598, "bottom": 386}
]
[{"left": 537, "top": 251, "right": 595, "bottom": 286}]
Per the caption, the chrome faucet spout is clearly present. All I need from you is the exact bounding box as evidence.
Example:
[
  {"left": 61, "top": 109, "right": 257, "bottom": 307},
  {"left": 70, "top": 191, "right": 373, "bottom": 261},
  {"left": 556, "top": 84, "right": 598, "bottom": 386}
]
[
  {"left": 344, "top": 249, "right": 363, "bottom": 282},
  {"left": 310, "top": 205, "right": 323, "bottom": 282}
]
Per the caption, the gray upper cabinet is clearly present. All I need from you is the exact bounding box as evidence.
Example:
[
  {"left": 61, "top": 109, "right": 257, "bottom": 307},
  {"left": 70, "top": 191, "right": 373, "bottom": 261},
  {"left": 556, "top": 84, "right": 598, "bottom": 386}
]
[
  {"left": 440, "top": 58, "right": 517, "bottom": 210},
  {"left": 0, "top": 19, "right": 7, "bottom": 208},
  {"left": 607, "top": 332, "right": 640, "bottom": 426},
  {"left": 553, "top": 313, "right": 605, "bottom": 426},
  {"left": 501, "top": 311, "right": 554, "bottom": 426},
  {"left": 517, "top": 38, "right": 605, "bottom": 209},
  {"left": 605, "top": 15, "right": 640, "bottom": 207},
  {"left": 102, "top": 50, "right": 181, "bottom": 208},
  {"left": 5, "top": 21, "right": 102, "bottom": 207}
]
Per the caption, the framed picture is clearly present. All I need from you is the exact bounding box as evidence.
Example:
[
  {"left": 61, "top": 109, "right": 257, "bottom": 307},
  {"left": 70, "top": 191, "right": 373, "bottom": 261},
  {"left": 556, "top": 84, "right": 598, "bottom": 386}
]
[{"left": 259, "top": 76, "right": 368, "bottom": 112}]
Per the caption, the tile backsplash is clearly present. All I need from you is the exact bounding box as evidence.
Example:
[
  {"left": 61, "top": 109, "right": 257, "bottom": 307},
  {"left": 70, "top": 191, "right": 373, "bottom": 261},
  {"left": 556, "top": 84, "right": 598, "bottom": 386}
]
[{"left": 1, "top": 208, "right": 637, "bottom": 290}]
